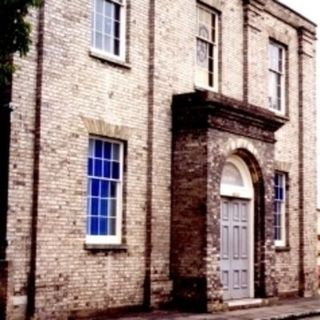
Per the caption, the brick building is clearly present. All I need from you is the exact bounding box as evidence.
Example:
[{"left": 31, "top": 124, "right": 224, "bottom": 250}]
[
  {"left": 318, "top": 209, "right": 320, "bottom": 289},
  {"left": 0, "top": 0, "right": 318, "bottom": 319}
]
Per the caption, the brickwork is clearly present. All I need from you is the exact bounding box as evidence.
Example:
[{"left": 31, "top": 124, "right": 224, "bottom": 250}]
[
  {"left": 1, "top": 0, "right": 317, "bottom": 319},
  {"left": 0, "top": 261, "right": 13, "bottom": 319},
  {"left": 8, "top": 0, "right": 152, "bottom": 318},
  {"left": 172, "top": 92, "right": 283, "bottom": 310},
  {"left": 318, "top": 210, "right": 320, "bottom": 290},
  {"left": 265, "top": 13, "right": 300, "bottom": 298},
  {"left": 5, "top": 7, "right": 40, "bottom": 320},
  {"left": 171, "top": 128, "right": 208, "bottom": 310},
  {"left": 30, "top": 0, "right": 151, "bottom": 317},
  {"left": 244, "top": 0, "right": 268, "bottom": 105},
  {"left": 298, "top": 26, "right": 318, "bottom": 296}
]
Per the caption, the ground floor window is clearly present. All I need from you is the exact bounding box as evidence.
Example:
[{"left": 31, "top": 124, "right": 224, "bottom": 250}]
[
  {"left": 86, "top": 137, "right": 123, "bottom": 244},
  {"left": 273, "top": 172, "right": 286, "bottom": 246}
]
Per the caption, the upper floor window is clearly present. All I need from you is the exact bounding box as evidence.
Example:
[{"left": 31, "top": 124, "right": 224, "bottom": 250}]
[
  {"left": 91, "top": 0, "right": 126, "bottom": 60},
  {"left": 273, "top": 172, "right": 286, "bottom": 247},
  {"left": 87, "top": 137, "right": 124, "bottom": 244},
  {"left": 268, "top": 41, "right": 285, "bottom": 113},
  {"left": 195, "top": 4, "right": 219, "bottom": 90}
]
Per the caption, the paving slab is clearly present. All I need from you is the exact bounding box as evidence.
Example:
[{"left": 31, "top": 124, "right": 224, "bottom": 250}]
[{"left": 105, "top": 298, "right": 320, "bottom": 320}]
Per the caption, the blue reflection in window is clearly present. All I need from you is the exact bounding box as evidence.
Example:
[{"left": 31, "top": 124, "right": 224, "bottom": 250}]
[
  {"left": 104, "top": 143, "right": 111, "bottom": 159},
  {"left": 103, "top": 161, "right": 111, "bottom": 178},
  {"left": 95, "top": 140, "right": 103, "bottom": 158},
  {"left": 91, "top": 179, "right": 99, "bottom": 196},
  {"left": 91, "top": 198, "right": 99, "bottom": 216},
  {"left": 88, "top": 158, "right": 93, "bottom": 176},
  {"left": 279, "top": 188, "right": 283, "bottom": 200},
  {"left": 101, "top": 181, "right": 109, "bottom": 198},
  {"left": 110, "top": 182, "right": 117, "bottom": 197},
  {"left": 87, "top": 138, "right": 122, "bottom": 237},
  {"left": 100, "top": 199, "right": 108, "bottom": 216},
  {"left": 91, "top": 217, "right": 99, "bottom": 235},
  {"left": 95, "top": 159, "right": 103, "bottom": 176},
  {"left": 112, "top": 162, "right": 120, "bottom": 179},
  {"left": 99, "top": 218, "right": 108, "bottom": 234},
  {"left": 273, "top": 172, "right": 285, "bottom": 241}
]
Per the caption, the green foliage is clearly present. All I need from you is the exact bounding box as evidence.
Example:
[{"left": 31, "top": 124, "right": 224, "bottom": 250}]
[{"left": 0, "top": 0, "right": 42, "bottom": 88}]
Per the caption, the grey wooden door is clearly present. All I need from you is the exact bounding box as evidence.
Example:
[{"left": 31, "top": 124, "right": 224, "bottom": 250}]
[{"left": 221, "top": 198, "right": 251, "bottom": 300}]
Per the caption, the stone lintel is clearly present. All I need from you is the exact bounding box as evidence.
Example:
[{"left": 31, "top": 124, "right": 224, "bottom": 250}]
[
  {"left": 81, "top": 116, "right": 132, "bottom": 141},
  {"left": 274, "top": 160, "right": 291, "bottom": 173},
  {"left": 172, "top": 91, "right": 287, "bottom": 143}
]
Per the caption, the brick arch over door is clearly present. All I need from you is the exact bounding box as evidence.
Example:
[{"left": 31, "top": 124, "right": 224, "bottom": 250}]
[
  {"left": 206, "top": 145, "right": 277, "bottom": 307},
  {"left": 232, "top": 148, "right": 270, "bottom": 298}
]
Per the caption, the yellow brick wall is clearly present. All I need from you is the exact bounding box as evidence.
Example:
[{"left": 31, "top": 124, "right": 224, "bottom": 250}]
[{"left": 5, "top": 0, "right": 317, "bottom": 318}]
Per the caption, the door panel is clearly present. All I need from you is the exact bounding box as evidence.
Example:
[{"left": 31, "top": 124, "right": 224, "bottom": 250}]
[{"left": 221, "top": 198, "right": 251, "bottom": 300}]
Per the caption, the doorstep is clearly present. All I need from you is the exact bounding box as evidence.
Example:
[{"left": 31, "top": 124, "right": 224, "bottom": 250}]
[{"left": 226, "top": 298, "right": 272, "bottom": 311}]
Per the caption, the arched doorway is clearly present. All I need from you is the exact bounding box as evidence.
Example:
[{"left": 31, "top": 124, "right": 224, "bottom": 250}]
[{"left": 220, "top": 155, "right": 254, "bottom": 300}]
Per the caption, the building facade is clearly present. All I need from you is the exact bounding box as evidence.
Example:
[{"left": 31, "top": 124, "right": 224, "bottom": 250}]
[
  {"left": 0, "top": 0, "right": 318, "bottom": 319},
  {"left": 318, "top": 209, "right": 320, "bottom": 290}
]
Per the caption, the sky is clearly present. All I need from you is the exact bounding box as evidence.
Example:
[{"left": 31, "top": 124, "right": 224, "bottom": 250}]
[
  {"left": 278, "top": 1, "right": 320, "bottom": 205},
  {"left": 278, "top": 0, "right": 319, "bottom": 24}
]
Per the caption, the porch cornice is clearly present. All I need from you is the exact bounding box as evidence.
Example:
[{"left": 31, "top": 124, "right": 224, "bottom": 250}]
[{"left": 172, "top": 91, "right": 287, "bottom": 143}]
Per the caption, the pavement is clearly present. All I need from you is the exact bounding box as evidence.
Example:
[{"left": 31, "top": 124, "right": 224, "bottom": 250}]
[{"left": 106, "top": 298, "right": 320, "bottom": 320}]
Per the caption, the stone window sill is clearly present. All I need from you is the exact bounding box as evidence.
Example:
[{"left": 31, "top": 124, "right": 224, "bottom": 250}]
[
  {"left": 273, "top": 112, "right": 290, "bottom": 122},
  {"left": 84, "top": 243, "right": 128, "bottom": 251},
  {"left": 89, "top": 48, "right": 131, "bottom": 69},
  {"left": 275, "top": 245, "right": 291, "bottom": 252},
  {"left": 194, "top": 84, "right": 218, "bottom": 94}
]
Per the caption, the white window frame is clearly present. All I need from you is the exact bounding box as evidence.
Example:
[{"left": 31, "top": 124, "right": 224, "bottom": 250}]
[
  {"left": 91, "top": 0, "right": 126, "bottom": 62},
  {"left": 268, "top": 41, "right": 286, "bottom": 114},
  {"left": 86, "top": 137, "right": 124, "bottom": 245},
  {"left": 195, "top": 4, "right": 219, "bottom": 91},
  {"left": 273, "top": 172, "right": 286, "bottom": 247}
]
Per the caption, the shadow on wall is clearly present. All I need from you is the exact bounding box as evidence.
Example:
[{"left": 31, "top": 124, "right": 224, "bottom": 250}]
[{"left": 0, "top": 261, "right": 11, "bottom": 319}]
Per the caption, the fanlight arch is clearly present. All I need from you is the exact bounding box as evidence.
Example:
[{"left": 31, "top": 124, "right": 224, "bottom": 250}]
[{"left": 220, "top": 155, "right": 253, "bottom": 199}]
